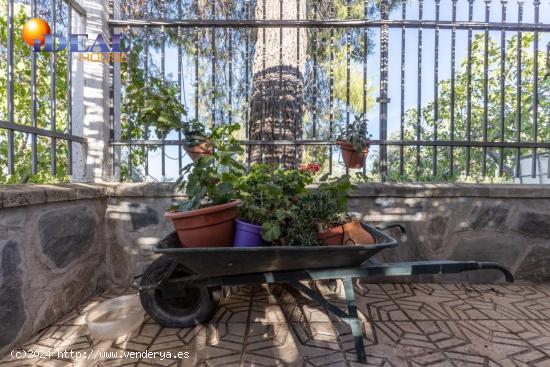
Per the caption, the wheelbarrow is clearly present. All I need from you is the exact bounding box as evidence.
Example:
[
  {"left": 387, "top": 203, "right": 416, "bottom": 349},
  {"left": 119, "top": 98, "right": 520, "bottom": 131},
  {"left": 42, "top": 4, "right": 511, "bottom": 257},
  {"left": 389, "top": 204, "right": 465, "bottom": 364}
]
[{"left": 133, "top": 222, "right": 513, "bottom": 364}]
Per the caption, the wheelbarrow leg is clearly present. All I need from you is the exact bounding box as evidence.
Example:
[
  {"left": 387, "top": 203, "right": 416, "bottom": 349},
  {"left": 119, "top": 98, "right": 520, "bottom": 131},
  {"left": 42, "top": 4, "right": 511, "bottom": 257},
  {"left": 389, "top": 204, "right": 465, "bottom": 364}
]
[{"left": 342, "top": 277, "right": 366, "bottom": 364}]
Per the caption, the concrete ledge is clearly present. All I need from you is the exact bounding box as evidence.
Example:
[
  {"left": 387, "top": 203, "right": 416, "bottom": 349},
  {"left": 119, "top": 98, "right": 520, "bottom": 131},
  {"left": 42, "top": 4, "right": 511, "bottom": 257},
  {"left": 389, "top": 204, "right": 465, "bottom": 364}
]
[
  {"left": 105, "top": 182, "right": 181, "bottom": 198},
  {"left": 0, "top": 184, "right": 105, "bottom": 209},
  {"left": 1, "top": 182, "right": 550, "bottom": 209},
  {"left": 351, "top": 183, "right": 550, "bottom": 198}
]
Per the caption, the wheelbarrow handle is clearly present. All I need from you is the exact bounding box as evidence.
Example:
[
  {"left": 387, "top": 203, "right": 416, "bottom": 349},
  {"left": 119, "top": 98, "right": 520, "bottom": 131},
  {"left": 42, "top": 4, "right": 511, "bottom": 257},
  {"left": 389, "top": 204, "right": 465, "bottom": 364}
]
[
  {"left": 375, "top": 223, "right": 406, "bottom": 234},
  {"left": 478, "top": 262, "right": 515, "bottom": 283}
]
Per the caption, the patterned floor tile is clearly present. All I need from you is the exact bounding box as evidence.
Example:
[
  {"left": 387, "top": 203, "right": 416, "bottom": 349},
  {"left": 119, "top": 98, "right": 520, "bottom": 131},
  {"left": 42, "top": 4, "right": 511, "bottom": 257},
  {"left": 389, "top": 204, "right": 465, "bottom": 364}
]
[{"left": 2, "top": 283, "right": 550, "bottom": 366}]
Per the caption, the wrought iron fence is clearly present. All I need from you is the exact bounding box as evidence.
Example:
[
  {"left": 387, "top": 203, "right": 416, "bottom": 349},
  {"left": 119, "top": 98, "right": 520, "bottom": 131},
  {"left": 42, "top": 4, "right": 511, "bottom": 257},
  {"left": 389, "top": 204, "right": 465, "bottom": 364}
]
[
  {"left": 3, "top": 0, "right": 550, "bottom": 183},
  {"left": 1, "top": 0, "right": 86, "bottom": 181},
  {"left": 109, "top": 0, "right": 550, "bottom": 183}
]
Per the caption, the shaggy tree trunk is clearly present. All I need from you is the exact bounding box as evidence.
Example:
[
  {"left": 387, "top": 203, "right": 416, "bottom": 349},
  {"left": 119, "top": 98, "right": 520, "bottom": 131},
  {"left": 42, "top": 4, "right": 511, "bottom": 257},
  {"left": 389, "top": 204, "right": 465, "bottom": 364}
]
[{"left": 248, "top": 0, "right": 307, "bottom": 168}]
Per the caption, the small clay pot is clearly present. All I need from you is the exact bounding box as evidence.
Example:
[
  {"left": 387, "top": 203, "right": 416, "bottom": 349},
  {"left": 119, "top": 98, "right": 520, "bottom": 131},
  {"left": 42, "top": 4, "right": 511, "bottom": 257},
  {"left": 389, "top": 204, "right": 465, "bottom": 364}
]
[
  {"left": 343, "top": 219, "right": 376, "bottom": 246},
  {"left": 337, "top": 140, "right": 370, "bottom": 169},
  {"left": 317, "top": 225, "right": 345, "bottom": 246},
  {"left": 184, "top": 141, "right": 213, "bottom": 161},
  {"left": 165, "top": 200, "right": 241, "bottom": 248}
]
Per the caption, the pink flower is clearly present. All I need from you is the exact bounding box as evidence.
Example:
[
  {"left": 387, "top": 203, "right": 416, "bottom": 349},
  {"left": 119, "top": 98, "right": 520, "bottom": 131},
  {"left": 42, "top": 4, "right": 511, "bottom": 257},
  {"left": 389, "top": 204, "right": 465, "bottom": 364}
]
[{"left": 299, "top": 162, "right": 320, "bottom": 173}]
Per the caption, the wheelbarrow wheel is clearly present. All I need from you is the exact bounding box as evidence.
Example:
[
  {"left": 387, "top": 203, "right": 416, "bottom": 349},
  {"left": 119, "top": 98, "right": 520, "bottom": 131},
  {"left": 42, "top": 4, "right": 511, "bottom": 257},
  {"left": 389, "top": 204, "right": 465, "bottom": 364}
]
[{"left": 139, "top": 255, "right": 220, "bottom": 328}]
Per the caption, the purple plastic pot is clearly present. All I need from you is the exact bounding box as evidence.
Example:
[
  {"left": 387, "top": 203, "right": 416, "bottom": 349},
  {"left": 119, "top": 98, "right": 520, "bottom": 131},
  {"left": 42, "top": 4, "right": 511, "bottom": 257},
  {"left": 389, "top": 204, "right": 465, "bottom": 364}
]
[{"left": 233, "top": 219, "right": 265, "bottom": 247}]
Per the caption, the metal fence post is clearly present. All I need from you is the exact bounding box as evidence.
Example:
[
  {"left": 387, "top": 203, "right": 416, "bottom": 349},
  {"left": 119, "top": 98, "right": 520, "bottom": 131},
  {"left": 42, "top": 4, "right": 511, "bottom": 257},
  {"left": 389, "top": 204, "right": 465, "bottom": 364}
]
[
  {"left": 377, "top": 0, "right": 390, "bottom": 181},
  {"left": 111, "top": 0, "right": 122, "bottom": 181},
  {"left": 6, "top": 0, "right": 15, "bottom": 175}
]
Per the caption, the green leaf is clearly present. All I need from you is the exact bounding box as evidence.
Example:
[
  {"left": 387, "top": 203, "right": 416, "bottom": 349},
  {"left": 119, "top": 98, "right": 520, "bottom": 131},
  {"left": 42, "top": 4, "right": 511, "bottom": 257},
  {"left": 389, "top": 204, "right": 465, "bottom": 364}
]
[{"left": 261, "top": 222, "right": 281, "bottom": 242}]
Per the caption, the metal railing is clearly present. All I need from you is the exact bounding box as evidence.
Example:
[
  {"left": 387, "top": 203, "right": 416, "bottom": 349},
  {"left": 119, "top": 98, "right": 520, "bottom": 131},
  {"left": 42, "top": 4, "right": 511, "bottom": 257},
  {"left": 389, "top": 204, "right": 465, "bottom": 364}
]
[
  {"left": 1, "top": 0, "right": 86, "bottom": 181},
  {"left": 108, "top": 0, "right": 550, "bottom": 182}
]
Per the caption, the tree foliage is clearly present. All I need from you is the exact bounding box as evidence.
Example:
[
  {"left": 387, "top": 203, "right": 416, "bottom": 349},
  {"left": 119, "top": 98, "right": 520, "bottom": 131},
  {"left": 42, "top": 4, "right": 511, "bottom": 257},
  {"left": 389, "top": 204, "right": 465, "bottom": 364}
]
[
  {"left": 376, "top": 33, "right": 550, "bottom": 182},
  {"left": 0, "top": 4, "right": 69, "bottom": 183}
]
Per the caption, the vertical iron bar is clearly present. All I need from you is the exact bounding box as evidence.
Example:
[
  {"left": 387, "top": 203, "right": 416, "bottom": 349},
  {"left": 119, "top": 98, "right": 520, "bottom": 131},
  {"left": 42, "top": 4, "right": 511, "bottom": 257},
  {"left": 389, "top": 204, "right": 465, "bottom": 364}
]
[
  {"left": 482, "top": 0, "right": 491, "bottom": 177},
  {"left": 295, "top": 0, "right": 301, "bottom": 168},
  {"left": 50, "top": 0, "right": 57, "bottom": 175},
  {"left": 6, "top": 0, "right": 14, "bottom": 175},
  {"left": 31, "top": 0, "right": 38, "bottom": 175},
  {"left": 261, "top": 0, "right": 266, "bottom": 162},
  {"left": 228, "top": 25, "right": 233, "bottom": 125},
  {"left": 415, "top": 0, "right": 423, "bottom": 180},
  {"left": 245, "top": 0, "right": 250, "bottom": 142},
  {"left": 450, "top": 0, "right": 457, "bottom": 177},
  {"left": 433, "top": 0, "right": 440, "bottom": 177},
  {"left": 547, "top": 42, "right": 550, "bottom": 179},
  {"left": 177, "top": 0, "right": 182, "bottom": 173},
  {"left": 279, "top": 0, "right": 283, "bottom": 165},
  {"left": 515, "top": 0, "right": 523, "bottom": 178},
  {"left": 345, "top": 0, "right": 351, "bottom": 175},
  {"left": 363, "top": 0, "right": 369, "bottom": 176},
  {"left": 313, "top": 2, "right": 318, "bottom": 142},
  {"left": 465, "top": 0, "right": 473, "bottom": 176},
  {"left": 532, "top": 0, "right": 540, "bottom": 178},
  {"left": 329, "top": 1, "right": 334, "bottom": 175},
  {"left": 194, "top": 0, "right": 199, "bottom": 121},
  {"left": 127, "top": 27, "right": 133, "bottom": 178},
  {"left": 144, "top": 3, "right": 149, "bottom": 176},
  {"left": 245, "top": 0, "right": 251, "bottom": 167},
  {"left": 67, "top": 4, "right": 72, "bottom": 175},
  {"left": 378, "top": 0, "right": 389, "bottom": 181},
  {"left": 211, "top": 0, "right": 216, "bottom": 127},
  {"left": 161, "top": 0, "right": 166, "bottom": 177},
  {"left": 399, "top": 0, "right": 405, "bottom": 177},
  {"left": 499, "top": 0, "right": 507, "bottom": 176},
  {"left": 109, "top": 20, "right": 115, "bottom": 179}
]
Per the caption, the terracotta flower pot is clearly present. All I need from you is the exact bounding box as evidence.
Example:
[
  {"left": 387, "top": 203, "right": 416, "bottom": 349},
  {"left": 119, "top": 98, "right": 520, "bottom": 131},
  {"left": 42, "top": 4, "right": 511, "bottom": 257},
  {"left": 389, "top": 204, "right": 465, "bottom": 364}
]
[
  {"left": 343, "top": 219, "right": 375, "bottom": 246},
  {"left": 318, "top": 219, "right": 377, "bottom": 246},
  {"left": 337, "top": 140, "right": 370, "bottom": 169},
  {"left": 184, "top": 141, "right": 213, "bottom": 161},
  {"left": 165, "top": 200, "right": 241, "bottom": 248},
  {"left": 317, "top": 225, "right": 345, "bottom": 246}
]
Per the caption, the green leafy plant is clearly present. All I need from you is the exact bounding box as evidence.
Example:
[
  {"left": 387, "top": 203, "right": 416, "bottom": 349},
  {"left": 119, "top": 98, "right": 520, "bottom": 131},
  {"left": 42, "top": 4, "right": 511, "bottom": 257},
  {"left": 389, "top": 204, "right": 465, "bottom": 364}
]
[
  {"left": 0, "top": 4, "right": 70, "bottom": 183},
  {"left": 174, "top": 123, "right": 244, "bottom": 212},
  {"left": 124, "top": 43, "right": 187, "bottom": 140},
  {"left": 337, "top": 113, "right": 372, "bottom": 153},
  {"left": 283, "top": 174, "right": 355, "bottom": 246},
  {"left": 182, "top": 119, "right": 209, "bottom": 147},
  {"left": 237, "top": 163, "right": 314, "bottom": 242}
]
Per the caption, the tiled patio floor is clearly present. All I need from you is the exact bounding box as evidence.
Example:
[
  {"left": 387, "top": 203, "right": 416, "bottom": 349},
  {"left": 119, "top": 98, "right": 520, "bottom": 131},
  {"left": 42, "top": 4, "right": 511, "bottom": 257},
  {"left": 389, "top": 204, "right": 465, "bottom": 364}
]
[{"left": 3, "top": 282, "right": 550, "bottom": 366}]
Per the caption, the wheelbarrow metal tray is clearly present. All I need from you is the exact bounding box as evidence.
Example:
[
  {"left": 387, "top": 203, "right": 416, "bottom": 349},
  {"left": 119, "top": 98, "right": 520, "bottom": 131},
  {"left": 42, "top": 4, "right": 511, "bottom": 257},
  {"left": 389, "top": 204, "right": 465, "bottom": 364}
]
[{"left": 154, "top": 222, "right": 397, "bottom": 277}]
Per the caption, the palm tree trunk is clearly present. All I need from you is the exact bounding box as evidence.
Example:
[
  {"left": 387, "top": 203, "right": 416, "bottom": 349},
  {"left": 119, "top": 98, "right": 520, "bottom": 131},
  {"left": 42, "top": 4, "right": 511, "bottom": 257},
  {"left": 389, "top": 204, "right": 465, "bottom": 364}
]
[{"left": 248, "top": 0, "right": 307, "bottom": 168}]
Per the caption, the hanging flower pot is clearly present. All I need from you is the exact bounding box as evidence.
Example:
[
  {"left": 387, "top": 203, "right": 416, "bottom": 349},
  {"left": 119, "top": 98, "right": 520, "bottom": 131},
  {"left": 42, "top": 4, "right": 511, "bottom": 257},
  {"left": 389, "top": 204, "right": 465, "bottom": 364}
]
[
  {"left": 337, "top": 140, "right": 370, "bottom": 169},
  {"left": 233, "top": 219, "right": 266, "bottom": 247},
  {"left": 184, "top": 141, "right": 213, "bottom": 161},
  {"left": 165, "top": 200, "right": 241, "bottom": 248}
]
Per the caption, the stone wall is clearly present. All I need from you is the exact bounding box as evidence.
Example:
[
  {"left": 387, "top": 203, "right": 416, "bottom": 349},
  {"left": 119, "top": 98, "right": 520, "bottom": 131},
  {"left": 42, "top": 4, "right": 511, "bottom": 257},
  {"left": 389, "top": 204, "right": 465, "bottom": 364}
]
[
  {"left": 349, "top": 184, "right": 550, "bottom": 283},
  {"left": 1, "top": 182, "right": 549, "bottom": 354},
  {"left": 103, "top": 184, "right": 184, "bottom": 285},
  {"left": 0, "top": 184, "right": 107, "bottom": 355},
  {"left": 0, "top": 183, "right": 179, "bottom": 355}
]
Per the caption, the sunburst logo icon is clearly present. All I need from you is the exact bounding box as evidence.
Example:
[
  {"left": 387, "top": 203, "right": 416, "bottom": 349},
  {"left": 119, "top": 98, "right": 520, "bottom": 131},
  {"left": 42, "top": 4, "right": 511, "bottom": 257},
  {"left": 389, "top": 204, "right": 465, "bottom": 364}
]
[{"left": 22, "top": 18, "right": 51, "bottom": 47}]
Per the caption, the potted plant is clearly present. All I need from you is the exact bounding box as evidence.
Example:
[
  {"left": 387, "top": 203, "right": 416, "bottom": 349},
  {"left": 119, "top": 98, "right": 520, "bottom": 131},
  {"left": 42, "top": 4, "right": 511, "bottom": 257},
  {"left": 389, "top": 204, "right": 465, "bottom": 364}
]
[
  {"left": 165, "top": 123, "right": 245, "bottom": 248},
  {"left": 234, "top": 164, "right": 315, "bottom": 247},
  {"left": 182, "top": 119, "right": 213, "bottom": 161},
  {"left": 337, "top": 113, "right": 372, "bottom": 169},
  {"left": 283, "top": 174, "right": 374, "bottom": 246}
]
